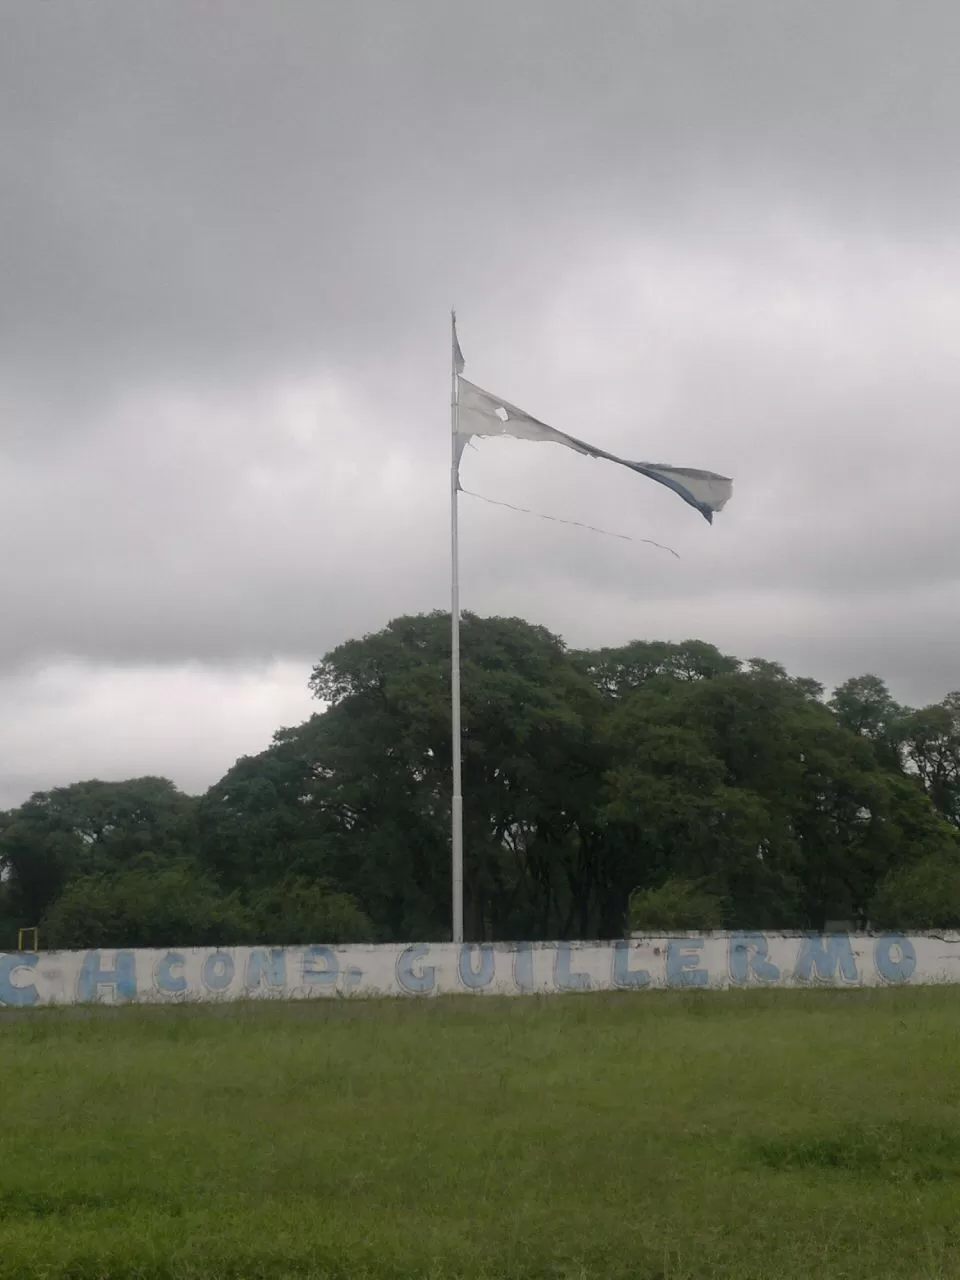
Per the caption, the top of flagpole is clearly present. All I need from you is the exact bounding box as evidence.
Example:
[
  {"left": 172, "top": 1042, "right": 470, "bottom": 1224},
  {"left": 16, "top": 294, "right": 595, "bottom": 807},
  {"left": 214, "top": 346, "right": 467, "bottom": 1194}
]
[{"left": 452, "top": 310, "right": 465, "bottom": 375}]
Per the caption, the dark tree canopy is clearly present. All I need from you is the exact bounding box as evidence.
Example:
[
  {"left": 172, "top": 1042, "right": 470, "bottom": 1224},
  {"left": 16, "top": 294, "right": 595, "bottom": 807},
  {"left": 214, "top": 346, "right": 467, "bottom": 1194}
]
[{"left": 2, "top": 612, "right": 958, "bottom": 950}]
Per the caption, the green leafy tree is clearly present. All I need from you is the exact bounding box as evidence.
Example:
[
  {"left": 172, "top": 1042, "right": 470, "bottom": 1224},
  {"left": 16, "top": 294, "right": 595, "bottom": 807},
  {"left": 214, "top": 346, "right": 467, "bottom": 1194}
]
[
  {"left": 6, "top": 614, "right": 958, "bottom": 950},
  {"left": 602, "top": 662, "right": 953, "bottom": 931},
  {"left": 0, "top": 778, "right": 198, "bottom": 928},
  {"left": 899, "top": 694, "right": 960, "bottom": 826},
  {"left": 573, "top": 639, "right": 740, "bottom": 700},
  {"left": 830, "top": 674, "right": 905, "bottom": 771},
  {"left": 307, "top": 611, "right": 606, "bottom": 941},
  {"left": 198, "top": 613, "right": 606, "bottom": 942},
  {"left": 0, "top": 880, "right": 18, "bottom": 950},
  {"left": 197, "top": 730, "right": 341, "bottom": 892}
]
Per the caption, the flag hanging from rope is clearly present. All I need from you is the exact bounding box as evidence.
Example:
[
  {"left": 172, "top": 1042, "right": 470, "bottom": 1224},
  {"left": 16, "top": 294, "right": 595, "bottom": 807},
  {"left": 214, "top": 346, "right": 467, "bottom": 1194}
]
[{"left": 451, "top": 321, "right": 732, "bottom": 523}]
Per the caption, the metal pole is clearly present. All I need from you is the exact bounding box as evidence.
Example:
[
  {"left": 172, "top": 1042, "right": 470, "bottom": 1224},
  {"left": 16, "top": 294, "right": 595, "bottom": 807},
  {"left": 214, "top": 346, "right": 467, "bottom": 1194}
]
[{"left": 450, "top": 311, "right": 464, "bottom": 944}]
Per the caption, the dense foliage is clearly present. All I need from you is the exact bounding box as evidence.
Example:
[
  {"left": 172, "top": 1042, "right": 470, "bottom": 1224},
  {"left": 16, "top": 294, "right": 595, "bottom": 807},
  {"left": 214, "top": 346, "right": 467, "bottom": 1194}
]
[{"left": 2, "top": 612, "right": 959, "bottom": 948}]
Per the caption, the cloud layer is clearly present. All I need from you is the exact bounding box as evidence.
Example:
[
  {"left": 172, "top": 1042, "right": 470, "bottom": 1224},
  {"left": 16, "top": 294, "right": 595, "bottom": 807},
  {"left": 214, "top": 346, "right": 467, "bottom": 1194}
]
[{"left": 2, "top": 1, "right": 959, "bottom": 803}]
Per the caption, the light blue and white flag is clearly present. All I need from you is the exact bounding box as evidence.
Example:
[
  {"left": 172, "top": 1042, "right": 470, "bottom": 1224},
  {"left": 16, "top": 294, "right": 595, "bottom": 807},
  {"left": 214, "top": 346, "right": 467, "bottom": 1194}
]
[{"left": 454, "top": 376, "right": 732, "bottom": 523}]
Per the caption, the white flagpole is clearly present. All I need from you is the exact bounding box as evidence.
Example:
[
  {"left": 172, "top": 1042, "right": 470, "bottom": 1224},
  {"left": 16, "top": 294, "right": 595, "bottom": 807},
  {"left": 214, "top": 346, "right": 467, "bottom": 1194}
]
[{"left": 450, "top": 310, "right": 464, "bottom": 944}]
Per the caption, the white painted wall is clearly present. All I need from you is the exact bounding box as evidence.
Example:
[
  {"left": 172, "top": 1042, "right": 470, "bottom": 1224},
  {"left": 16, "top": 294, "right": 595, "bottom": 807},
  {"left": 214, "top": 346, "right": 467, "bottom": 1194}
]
[{"left": 3, "top": 933, "right": 960, "bottom": 1006}]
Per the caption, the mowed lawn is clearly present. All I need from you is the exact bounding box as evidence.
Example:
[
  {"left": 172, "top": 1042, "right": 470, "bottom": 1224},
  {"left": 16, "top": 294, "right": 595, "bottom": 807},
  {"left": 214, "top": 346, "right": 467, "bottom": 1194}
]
[{"left": 3, "top": 989, "right": 960, "bottom": 1279}]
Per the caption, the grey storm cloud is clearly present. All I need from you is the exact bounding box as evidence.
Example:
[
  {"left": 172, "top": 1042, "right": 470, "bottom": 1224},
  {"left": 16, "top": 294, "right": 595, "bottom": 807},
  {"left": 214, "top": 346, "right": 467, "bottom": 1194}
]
[
  {"left": 4, "top": 0, "right": 960, "bottom": 397},
  {"left": 2, "top": 0, "right": 960, "bottom": 807}
]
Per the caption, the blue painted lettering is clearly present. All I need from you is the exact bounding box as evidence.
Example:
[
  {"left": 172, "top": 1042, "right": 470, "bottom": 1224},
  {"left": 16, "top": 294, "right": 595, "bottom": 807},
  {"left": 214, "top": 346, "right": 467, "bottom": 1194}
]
[
  {"left": 613, "top": 940, "right": 650, "bottom": 988},
  {"left": 302, "top": 946, "right": 339, "bottom": 990},
  {"left": 246, "top": 949, "right": 286, "bottom": 990},
  {"left": 154, "top": 952, "right": 187, "bottom": 995},
  {"left": 0, "top": 953, "right": 39, "bottom": 1007},
  {"left": 342, "top": 965, "right": 363, "bottom": 993},
  {"left": 201, "top": 951, "right": 235, "bottom": 992},
  {"left": 555, "top": 942, "right": 591, "bottom": 991},
  {"left": 396, "top": 944, "right": 435, "bottom": 994},
  {"left": 77, "top": 951, "right": 137, "bottom": 1003},
  {"left": 513, "top": 944, "right": 535, "bottom": 994},
  {"left": 458, "top": 944, "right": 495, "bottom": 990},
  {"left": 794, "top": 934, "right": 859, "bottom": 984},
  {"left": 729, "top": 933, "right": 781, "bottom": 985},
  {"left": 667, "top": 938, "right": 708, "bottom": 987},
  {"left": 874, "top": 934, "right": 917, "bottom": 984}
]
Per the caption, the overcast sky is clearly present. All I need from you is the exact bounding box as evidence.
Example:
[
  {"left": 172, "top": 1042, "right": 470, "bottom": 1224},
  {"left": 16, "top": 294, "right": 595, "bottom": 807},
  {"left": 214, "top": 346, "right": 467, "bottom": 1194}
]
[{"left": 2, "top": 0, "right": 959, "bottom": 808}]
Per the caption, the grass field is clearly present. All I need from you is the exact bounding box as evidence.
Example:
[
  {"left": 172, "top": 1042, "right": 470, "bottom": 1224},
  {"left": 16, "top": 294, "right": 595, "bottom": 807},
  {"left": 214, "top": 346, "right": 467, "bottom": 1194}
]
[{"left": 3, "top": 989, "right": 960, "bottom": 1279}]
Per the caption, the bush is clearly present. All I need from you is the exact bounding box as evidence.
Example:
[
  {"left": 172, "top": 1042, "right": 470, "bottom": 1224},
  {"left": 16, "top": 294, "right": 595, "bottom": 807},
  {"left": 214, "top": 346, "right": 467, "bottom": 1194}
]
[
  {"left": 869, "top": 856, "right": 960, "bottom": 930},
  {"left": 40, "top": 858, "right": 252, "bottom": 949},
  {"left": 247, "top": 877, "right": 375, "bottom": 945},
  {"left": 627, "top": 877, "right": 728, "bottom": 932},
  {"left": 38, "top": 861, "right": 375, "bottom": 950}
]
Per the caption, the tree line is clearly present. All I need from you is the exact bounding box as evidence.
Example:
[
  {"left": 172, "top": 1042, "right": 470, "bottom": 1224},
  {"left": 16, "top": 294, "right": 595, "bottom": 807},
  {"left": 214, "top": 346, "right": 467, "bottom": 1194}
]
[{"left": 3, "top": 611, "right": 960, "bottom": 951}]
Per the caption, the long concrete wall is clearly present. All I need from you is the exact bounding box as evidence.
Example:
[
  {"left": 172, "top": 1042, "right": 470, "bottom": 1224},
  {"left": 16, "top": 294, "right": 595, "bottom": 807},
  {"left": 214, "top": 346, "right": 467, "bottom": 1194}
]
[{"left": 2, "top": 933, "right": 960, "bottom": 1006}]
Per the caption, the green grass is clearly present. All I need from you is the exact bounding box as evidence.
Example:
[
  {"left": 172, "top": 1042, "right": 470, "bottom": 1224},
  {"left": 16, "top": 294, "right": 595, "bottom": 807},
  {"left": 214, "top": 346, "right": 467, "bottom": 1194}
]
[{"left": 4, "top": 989, "right": 960, "bottom": 1279}]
